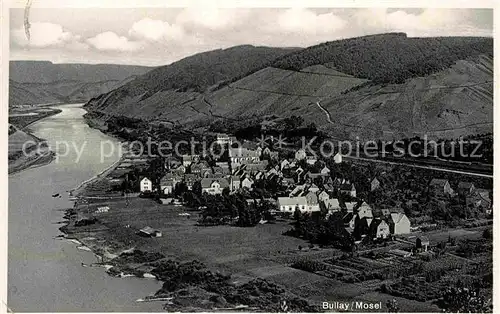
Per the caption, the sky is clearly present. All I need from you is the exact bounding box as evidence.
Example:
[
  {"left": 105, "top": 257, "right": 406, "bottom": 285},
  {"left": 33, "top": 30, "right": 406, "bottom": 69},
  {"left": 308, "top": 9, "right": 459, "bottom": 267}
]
[{"left": 9, "top": 7, "right": 494, "bottom": 66}]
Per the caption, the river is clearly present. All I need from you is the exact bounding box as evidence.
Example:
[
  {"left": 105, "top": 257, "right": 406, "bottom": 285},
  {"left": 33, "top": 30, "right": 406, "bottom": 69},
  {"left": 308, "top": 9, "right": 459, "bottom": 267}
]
[{"left": 8, "top": 104, "right": 162, "bottom": 312}]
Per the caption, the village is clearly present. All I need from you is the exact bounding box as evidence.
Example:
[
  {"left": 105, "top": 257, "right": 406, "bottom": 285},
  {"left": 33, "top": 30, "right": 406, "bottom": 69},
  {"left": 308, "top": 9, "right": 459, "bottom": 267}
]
[{"left": 66, "top": 132, "right": 493, "bottom": 311}]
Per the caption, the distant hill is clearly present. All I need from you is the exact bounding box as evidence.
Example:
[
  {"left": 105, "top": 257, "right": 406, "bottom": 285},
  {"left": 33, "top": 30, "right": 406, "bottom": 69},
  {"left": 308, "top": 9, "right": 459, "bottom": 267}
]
[
  {"left": 85, "top": 33, "right": 493, "bottom": 140},
  {"left": 9, "top": 61, "right": 152, "bottom": 107},
  {"left": 9, "top": 61, "right": 151, "bottom": 83}
]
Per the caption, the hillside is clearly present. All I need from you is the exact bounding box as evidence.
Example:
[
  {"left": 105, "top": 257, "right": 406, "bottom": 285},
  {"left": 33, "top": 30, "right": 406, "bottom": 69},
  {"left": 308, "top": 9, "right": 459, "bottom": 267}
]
[
  {"left": 86, "top": 45, "right": 299, "bottom": 113},
  {"left": 85, "top": 33, "right": 493, "bottom": 140},
  {"left": 9, "top": 61, "right": 152, "bottom": 107},
  {"left": 271, "top": 33, "right": 493, "bottom": 84}
]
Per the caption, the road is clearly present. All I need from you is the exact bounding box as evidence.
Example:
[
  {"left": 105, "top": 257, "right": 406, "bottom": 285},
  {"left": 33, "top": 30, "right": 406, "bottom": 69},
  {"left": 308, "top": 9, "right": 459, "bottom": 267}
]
[{"left": 343, "top": 154, "right": 492, "bottom": 179}]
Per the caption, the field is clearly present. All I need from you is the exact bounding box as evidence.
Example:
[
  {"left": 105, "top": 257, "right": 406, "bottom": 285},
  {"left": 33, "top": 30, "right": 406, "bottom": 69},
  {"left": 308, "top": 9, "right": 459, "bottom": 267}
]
[{"left": 63, "top": 196, "right": 447, "bottom": 311}]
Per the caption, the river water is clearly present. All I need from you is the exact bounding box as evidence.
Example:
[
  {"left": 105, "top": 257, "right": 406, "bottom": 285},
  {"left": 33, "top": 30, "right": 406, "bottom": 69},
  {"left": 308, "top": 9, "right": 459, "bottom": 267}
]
[{"left": 8, "top": 104, "right": 162, "bottom": 312}]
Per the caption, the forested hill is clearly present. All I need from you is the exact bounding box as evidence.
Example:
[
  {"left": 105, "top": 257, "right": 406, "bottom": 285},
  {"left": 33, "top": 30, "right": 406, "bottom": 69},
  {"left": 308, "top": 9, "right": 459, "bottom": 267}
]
[
  {"left": 85, "top": 33, "right": 493, "bottom": 140},
  {"left": 271, "top": 33, "right": 493, "bottom": 84},
  {"left": 99, "top": 45, "right": 299, "bottom": 101}
]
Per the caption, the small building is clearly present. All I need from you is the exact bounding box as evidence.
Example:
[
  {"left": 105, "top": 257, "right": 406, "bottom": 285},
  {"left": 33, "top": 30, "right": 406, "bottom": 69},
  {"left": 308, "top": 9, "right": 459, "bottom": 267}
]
[
  {"left": 371, "top": 178, "right": 381, "bottom": 191},
  {"left": 356, "top": 202, "right": 373, "bottom": 219},
  {"left": 201, "top": 178, "right": 229, "bottom": 195},
  {"left": 457, "top": 182, "right": 476, "bottom": 197},
  {"left": 277, "top": 197, "right": 307, "bottom": 212},
  {"left": 416, "top": 236, "right": 430, "bottom": 252},
  {"left": 429, "top": 178, "right": 453, "bottom": 196},
  {"left": 369, "top": 219, "right": 390, "bottom": 239},
  {"left": 160, "top": 177, "right": 175, "bottom": 195},
  {"left": 340, "top": 183, "right": 357, "bottom": 197},
  {"left": 317, "top": 190, "right": 330, "bottom": 203},
  {"left": 305, "top": 191, "right": 320, "bottom": 212},
  {"left": 140, "top": 177, "right": 153, "bottom": 192},
  {"left": 230, "top": 175, "right": 241, "bottom": 191},
  {"left": 241, "top": 177, "right": 254, "bottom": 190},
  {"left": 323, "top": 198, "right": 341, "bottom": 212},
  {"left": 139, "top": 226, "right": 162, "bottom": 238},
  {"left": 389, "top": 212, "right": 411, "bottom": 235},
  {"left": 320, "top": 166, "right": 330, "bottom": 175}
]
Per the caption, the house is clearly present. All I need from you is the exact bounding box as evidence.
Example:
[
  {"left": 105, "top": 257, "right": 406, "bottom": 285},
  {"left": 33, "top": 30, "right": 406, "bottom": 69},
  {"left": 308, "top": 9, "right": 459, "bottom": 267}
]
[
  {"left": 317, "top": 190, "right": 330, "bottom": 203},
  {"left": 160, "top": 176, "right": 175, "bottom": 195},
  {"left": 280, "top": 159, "right": 291, "bottom": 170},
  {"left": 369, "top": 219, "right": 390, "bottom": 239},
  {"left": 277, "top": 197, "right": 307, "bottom": 212},
  {"left": 229, "top": 148, "right": 260, "bottom": 167},
  {"left": 201, "top": 178, "right": 229, "bottom": 195},
  {"left": 216, "top": 133, "right": 232, "bottom": 145},
  {"left": 333, "top": 152, "right": 343, "bottom": 164},
  {"left": 295, "top": 149, "right": 306, "bottom": 161},
  {"left": 344, "top": 202, "right": 357, "bottom": 213},
  {"left": 389, "top": 212, "right": 411, "bottom": 235},
  {"left": 416, "top": 236, "right": 430, "bottom": 252},
  {"left": 371, "top": 178, "right": 381, "bottom": 191},
  {"left": 308, "top": 183, "right": 320, "bottom": 193},
  {"left": 139, "top": 226, "right": 162, "bottom": 238},
  {"left": 323, "top": 198, "right": 341, "bottom": 212},
  {"left": 457, "top": 182, "right": 476, "bottom": 197},
  {"left": 320, "top": 166, "right": 330, "bottom": 175},
  {"left": 182, "top": 155, "right": 199, "bottom": 167},
  {"left": 140, "top": 177, "right": 153, "bottom": 192},
  {"left": 230, "top": 175, "right": 241, "bottom": 191},
  {"left": 343, "top": 212, "right": 356, "bottom": 231},
  {"left": 340, "top": 183, "right": 357, "bottom": 197},
  {"left": 356, "top": 202, "right": 373, "bottom": 219},
  {"left": 429, "top": 178, "right": 453, "bottom": 195},
  {"left": 467, "top": 189, "right": 492, "bottom": 214},
  {"left": 305, "top": 191, "right": 320, "bottom": 212},
  {"left": 241, "top": 177, "right": 254, "bottom": 190}
]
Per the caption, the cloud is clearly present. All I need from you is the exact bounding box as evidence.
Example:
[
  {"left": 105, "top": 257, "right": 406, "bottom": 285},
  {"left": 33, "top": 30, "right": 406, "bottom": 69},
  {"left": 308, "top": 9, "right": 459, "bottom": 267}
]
[
  {"left": 275, "top": 8, "right": 347, "bottom": 35},
  {"left": 11, "top": 22, "right": 84, "bottom": 48},
  {"left": 128, "top": 18, "right": 185, "bottom": 41},
  {"left": 353, "top": 9, "right": 493, "bottom": 37},
  {"left": 86, "top": 31, "right": 142, "bottom": 52},
  {"left": 175, "top": 8, "right": 249, "bottom": 30}
]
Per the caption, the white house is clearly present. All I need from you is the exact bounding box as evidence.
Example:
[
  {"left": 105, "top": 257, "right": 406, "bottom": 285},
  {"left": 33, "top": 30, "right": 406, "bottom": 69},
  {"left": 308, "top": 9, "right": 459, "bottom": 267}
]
[
  {"left": 305, "top": 191, "right": 320, "bottom": 212},
  {"left": 201, "top": 178, "right": 229, "bottom": 195},
  {"left": 241, "top": 177, "right": 254, "bottom": 190},
  {"left": 333, "top": 152, "right": 343, "bottom": 164},
  {"left": 389, "top": 212, "right": 411, "bottom": 235},
  {"left": 277, "top": 197, "right": 307, "bottom": 212},
  {"left": 140, "top": 177, "right": 153, "bottom": 192},
  {"left": 356, "top": 202, "right": 373, "bottom": 219},
  {"left": 160, "top": 177, "right": 175, "bottom": 195}
]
